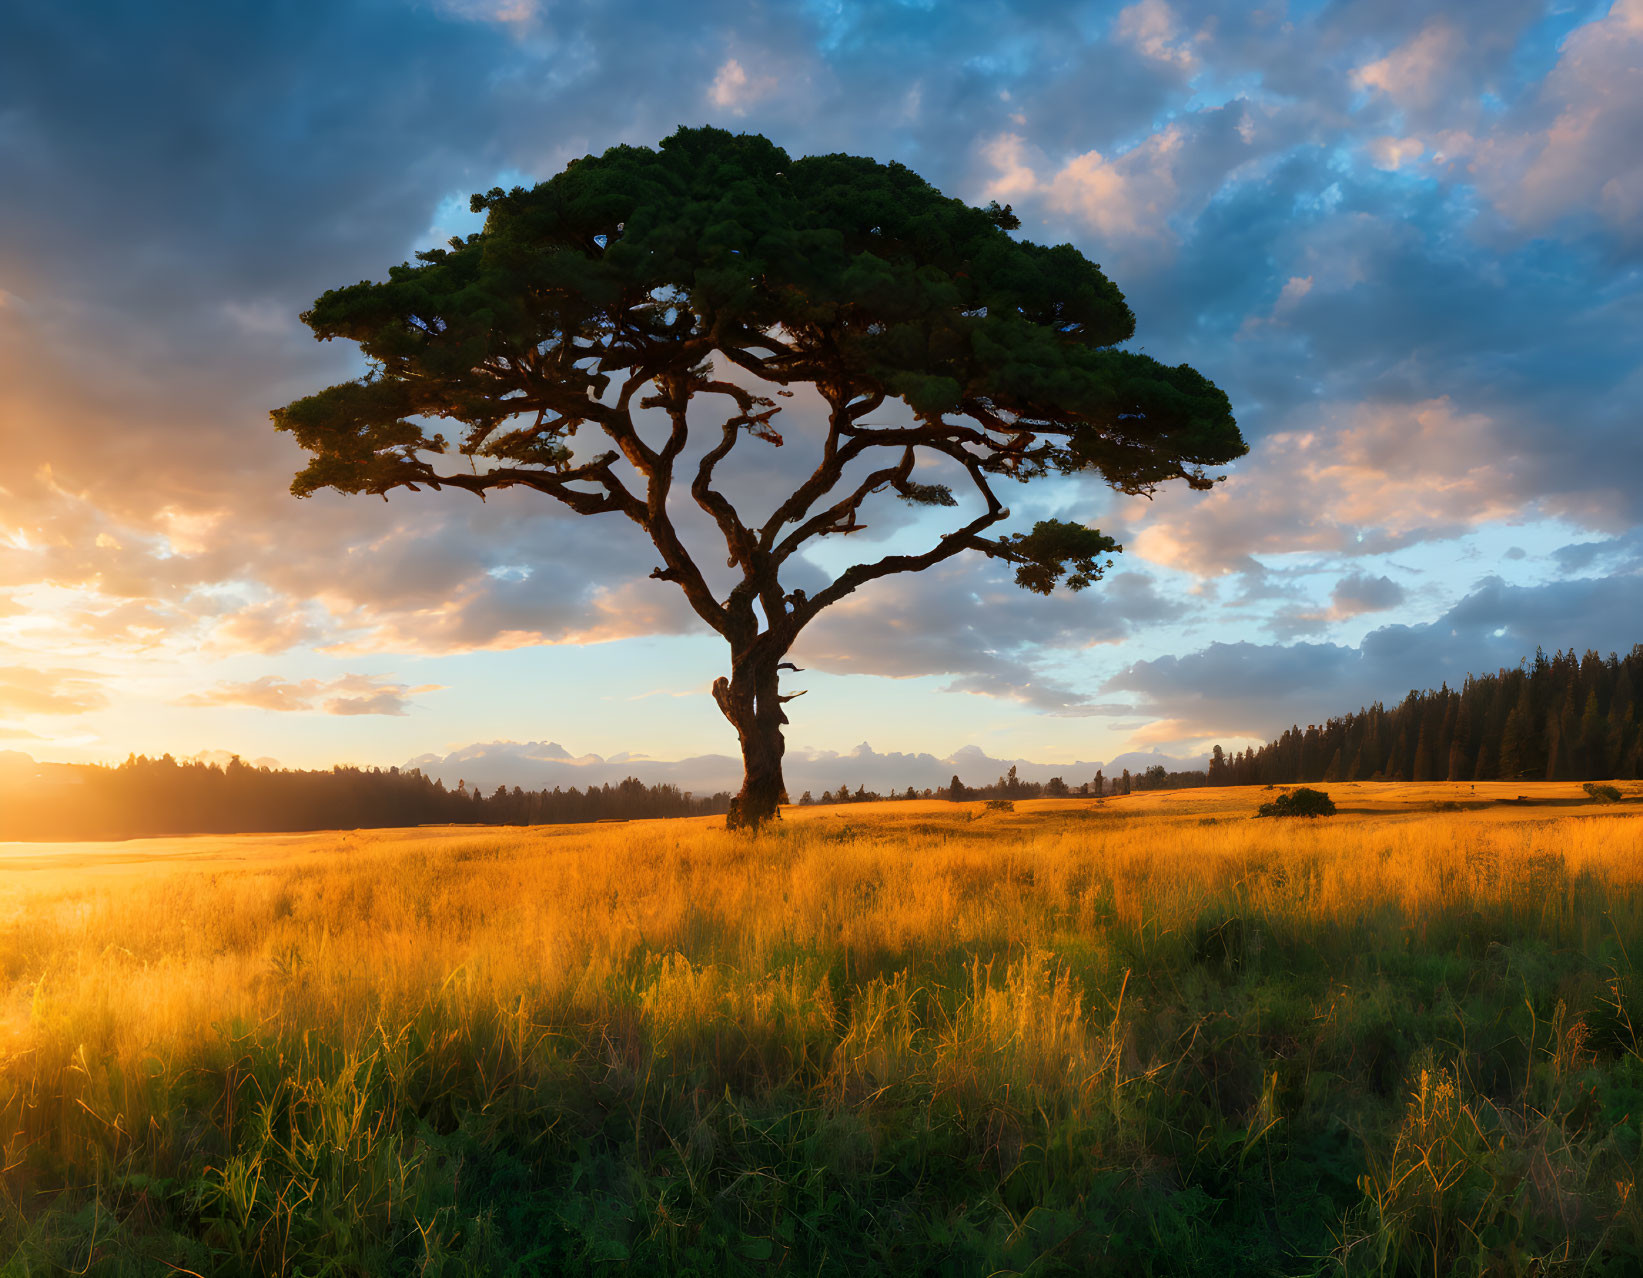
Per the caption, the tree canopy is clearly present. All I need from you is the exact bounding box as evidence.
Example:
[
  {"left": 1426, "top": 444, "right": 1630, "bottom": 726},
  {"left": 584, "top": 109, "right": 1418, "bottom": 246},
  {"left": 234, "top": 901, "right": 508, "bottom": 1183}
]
[{"left": 274, "top": 126, "right": 1245, "bottom": 826}]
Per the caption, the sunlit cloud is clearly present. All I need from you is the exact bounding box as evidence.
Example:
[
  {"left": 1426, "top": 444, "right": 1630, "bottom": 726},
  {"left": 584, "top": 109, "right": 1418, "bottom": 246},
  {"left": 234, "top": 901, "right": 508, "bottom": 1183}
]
[
  {"left": 1128, "top": 399, "right": 1527, "bottom": 576},
  {"left": 1365, "top": 136, "right": 1425, "bottom": 171},
  {"left": 0, "top": 666, "right": 109, "bottom": 716},
  {"left": 207, "top": 603, "right": 327, "bottom": 655},
  {"left": 429, "top": 0, "right": 540, "bottom": 26},
  {"left": 177, "top": 674, "right": 443, "bottom": 717},
  {"left": 707, "top": 57, "right": 781, "bottom": 115},
  {"left": 1112, "top": 0, "right": 1200, "bottom": 71},
  {"left": 982, "top": 127, "right": 1187, "bottom": 252},
  {"left": 1352, "top": 23, "right": 1462, "bottom": 111},
  {"left": 1371, "top": 0, "right": 1643, "bottom": 242},
  {"left": 1, "top": 0, "right": 1640, "bottom": 769}
]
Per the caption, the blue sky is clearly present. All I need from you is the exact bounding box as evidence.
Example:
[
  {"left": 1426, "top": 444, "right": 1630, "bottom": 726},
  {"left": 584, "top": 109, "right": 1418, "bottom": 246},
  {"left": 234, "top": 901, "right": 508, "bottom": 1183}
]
[{"left": 1, "top": 0, "right": 1639, "bottom": 782}]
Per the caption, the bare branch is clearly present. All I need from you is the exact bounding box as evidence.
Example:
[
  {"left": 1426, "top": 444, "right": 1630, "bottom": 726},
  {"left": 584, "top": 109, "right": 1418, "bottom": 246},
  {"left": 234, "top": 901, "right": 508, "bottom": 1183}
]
[
  {"left": 412, "top": 453, "right": 637, "bottom": 517},
  {"left": 787, "top": 448, "right": 1010, "bottom": 631},
  {"left": 771, "top": 447, "right": 914, "bottom": 563},
  {"left": 757, "top": 392, "right": 881, "bottom": 551},
  {"left": 692, "top": 418, "right": 758, "bottom": 574},
  {"left": 620, "top": 385, "right": 730, "bottom": 637},
  {"left": 790, "top": 505, "right": 1010, "bottom": 631}
]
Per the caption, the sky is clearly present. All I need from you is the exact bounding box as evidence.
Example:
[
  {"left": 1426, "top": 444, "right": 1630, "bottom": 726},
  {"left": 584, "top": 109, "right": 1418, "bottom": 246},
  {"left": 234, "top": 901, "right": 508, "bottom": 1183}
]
[{"left": 1, "top": 0, "right": 1640, "bottom": 783}]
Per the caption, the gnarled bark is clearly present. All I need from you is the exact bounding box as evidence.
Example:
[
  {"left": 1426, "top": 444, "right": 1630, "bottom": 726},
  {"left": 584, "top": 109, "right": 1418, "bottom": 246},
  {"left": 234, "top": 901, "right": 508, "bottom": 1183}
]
[{"left": 713, "top": 651, "right": 789, "bottom": 830}]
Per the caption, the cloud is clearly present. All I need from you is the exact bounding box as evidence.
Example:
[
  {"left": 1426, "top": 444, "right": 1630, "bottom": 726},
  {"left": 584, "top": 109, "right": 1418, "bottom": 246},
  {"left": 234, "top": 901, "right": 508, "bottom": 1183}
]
[
  {"left": 1481, "top": 0, "right": 1643, "bottom": 239},
  {"left": 1330, "top": 572, "right": 1406, "bottom": 618},
  {"left": 793, "top": 560, "right": 1189, "bottom": 712},
  {"left": 431, "top": 0, "right": 541, "bottom": 24},
  {"left": 0, "top": 0, "right": 1640, "bottom": 768},
  {"left": 1377, "top": 1, "right": 1643, "bottom": 244},
  {"left": 982, "top": 124, "right": 1194, "bottom": 254},
  {"left": 1352, "top": 23, "right": 1463, "bottom": 112},
  {"left": 1112, "top": 0, "right": 1199, "bottom": 71},
  {"left": 1267, "top": 571, "right": 1409, "bottom": 638},
  {"left": 1046, "top": 126, "right": 1187, "bottom": 247},
  {"left": 977, "top": 89, "right": 1315, "bottom": 271},
  {"left": 1106, "top": 569, "right": 1643, "bottom": 742},
  {"left": 1365, "top": 136, "right": 1425, "bottom": 171},
  {"left": 1129, "top": 398, "right": 1525, "bottom": 574},
  {"left": 0, "top": 666, "right": 108, "bottom": 716},
  {"left": 178, "top": 673, "right": 441, "bottom": 716},
  {"left": 207, "top": 603, "right": 326, "bottom": 655},
  {"left": 707, "top": 57, "right": 781, "bottom": 114}
]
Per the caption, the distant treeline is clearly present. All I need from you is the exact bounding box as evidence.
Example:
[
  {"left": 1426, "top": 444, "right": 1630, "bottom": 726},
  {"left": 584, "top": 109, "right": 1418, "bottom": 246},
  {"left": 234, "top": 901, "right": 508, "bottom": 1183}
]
[
  {"left": 1211, "top": 645, "right": 1643, "bottom": 786},
  {"left": 0, "top": 753, "right": 730, "bottom": 841},
  {"left": 797, "top": 763, "right": 1207, "bottom": 805}
]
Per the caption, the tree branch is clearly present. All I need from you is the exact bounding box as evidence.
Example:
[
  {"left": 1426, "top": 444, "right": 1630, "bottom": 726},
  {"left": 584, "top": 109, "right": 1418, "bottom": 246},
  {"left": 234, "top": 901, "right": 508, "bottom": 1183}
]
[
  {"left": 412, "top": 454, "right": 638, "bottom": 517},
  {"left": 691, "top": 418, "right": 758, "bottom": 575},
  {"left": 790, "top": 504, "right": 1010, "bottom": 631},
  {"left": 770, "top": 447, "right": 914, "bottom": 562},
  {"left": 785, "top": 446, "right": 1009, "bottom": 629},
  {"left": 757, "top": 392, "right": 882, "bottom": 552}
]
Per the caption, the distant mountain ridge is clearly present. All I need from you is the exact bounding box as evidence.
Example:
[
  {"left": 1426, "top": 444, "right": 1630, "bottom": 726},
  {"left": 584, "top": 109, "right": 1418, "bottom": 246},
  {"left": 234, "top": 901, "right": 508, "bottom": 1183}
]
[
  {"left": 0, "top": 741, "right": 1209, "bottom": 810},
  {"left": 402, "top": 740, "right": 1209, "bottom": 797}
]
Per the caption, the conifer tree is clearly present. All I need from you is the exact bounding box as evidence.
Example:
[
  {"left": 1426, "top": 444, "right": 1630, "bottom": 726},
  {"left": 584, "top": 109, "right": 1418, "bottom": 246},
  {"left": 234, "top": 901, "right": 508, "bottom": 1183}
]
[{"left": 274, "top": 127, "right": 1244, "bottom": 828}]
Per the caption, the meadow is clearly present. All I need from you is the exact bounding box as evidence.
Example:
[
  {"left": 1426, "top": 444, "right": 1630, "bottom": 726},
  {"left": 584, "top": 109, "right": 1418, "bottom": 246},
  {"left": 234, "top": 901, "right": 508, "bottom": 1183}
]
[{"left": 1, "top": 782, "right": 1642, "bottom": 1275}]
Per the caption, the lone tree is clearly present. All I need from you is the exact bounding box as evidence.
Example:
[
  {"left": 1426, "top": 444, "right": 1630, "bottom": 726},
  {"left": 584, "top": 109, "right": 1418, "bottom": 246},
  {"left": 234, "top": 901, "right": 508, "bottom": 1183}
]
[{"left": 274, "top": 128, "right": 1244, "bottom": 829}]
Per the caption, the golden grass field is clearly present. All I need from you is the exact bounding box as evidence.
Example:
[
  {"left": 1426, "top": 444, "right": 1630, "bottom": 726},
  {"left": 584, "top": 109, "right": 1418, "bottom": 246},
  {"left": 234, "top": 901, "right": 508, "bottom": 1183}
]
[{"left": 2, "top": 781, "right": 1641, "bottom": 1275}]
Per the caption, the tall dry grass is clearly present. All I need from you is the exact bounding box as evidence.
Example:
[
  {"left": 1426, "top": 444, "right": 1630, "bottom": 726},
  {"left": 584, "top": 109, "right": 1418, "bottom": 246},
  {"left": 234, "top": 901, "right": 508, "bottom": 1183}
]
[{"left": 0, "top": 786, "right": 1641, "bottom": 1273}]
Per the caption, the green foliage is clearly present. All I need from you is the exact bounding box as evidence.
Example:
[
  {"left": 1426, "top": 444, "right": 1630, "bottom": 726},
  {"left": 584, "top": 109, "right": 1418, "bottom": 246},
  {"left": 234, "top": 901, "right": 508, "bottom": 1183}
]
[
  {"left": 273, "top": 123, "right": 1241, "bottom": 540},
  {"left": 1257, "top": 787, "right": 1338, "bottom": 818},
  {"left": 990, "top": 519, "right": 1119, "bottom": 594},
  {"left": 892, "top": 479, "right": 957, "bottom": 507},
  {"left": 1584, "top": 782, "right": 1623, "bottom": 802}
]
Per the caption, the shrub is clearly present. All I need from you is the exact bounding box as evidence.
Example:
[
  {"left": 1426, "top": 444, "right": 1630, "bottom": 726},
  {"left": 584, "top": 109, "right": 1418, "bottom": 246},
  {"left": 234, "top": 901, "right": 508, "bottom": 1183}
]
[
  {"left": 984, "top": 799, "right": 1015, "bottom": 812},
  {"left": 1257, "top": 787, "right": 1337, "bottom": 818},
  {"left": 1583, "top": 782, "right": 1622, "bottom": 803}
]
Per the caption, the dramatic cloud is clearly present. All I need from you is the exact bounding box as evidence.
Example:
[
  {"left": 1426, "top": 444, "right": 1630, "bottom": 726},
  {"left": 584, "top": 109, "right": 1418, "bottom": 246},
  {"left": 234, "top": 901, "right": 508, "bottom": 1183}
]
[
  {"left": 1107, "top": 571, "right": 1643, "bottom": 743},
  {"left": 980, "top": 99, "right": 1276, "bottom": 259},
  {"left": 1, "top": 0, "right": 1639, "bottom": 767}
]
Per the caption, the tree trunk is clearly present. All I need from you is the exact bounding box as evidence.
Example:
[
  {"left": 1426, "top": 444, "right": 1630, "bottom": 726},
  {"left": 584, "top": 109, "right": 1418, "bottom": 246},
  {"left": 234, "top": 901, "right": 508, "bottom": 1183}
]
[{"left": 714, "top": 651, "right": 788, "bottom": 831}]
